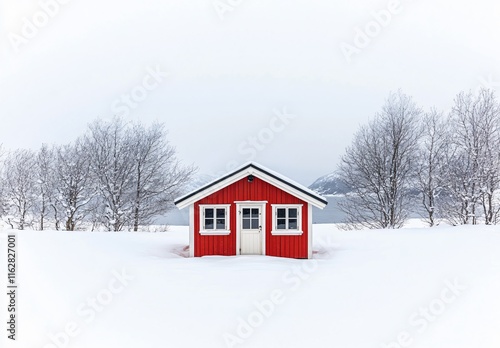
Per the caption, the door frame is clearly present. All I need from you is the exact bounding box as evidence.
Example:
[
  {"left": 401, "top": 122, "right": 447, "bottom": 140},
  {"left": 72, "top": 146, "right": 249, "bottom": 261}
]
[{"left": 235, "top": 201, "right": 267, "bottom": 256}]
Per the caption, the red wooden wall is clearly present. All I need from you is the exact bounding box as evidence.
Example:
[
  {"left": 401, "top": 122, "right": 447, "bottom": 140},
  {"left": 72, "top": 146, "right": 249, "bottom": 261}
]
[{"left": 193, "top": 176, "right": 309, "bottom": 258}]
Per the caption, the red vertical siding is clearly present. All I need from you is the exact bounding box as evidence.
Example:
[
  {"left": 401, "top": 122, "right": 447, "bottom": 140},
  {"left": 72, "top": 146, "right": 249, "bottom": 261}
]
[{"left": 193, "top": 176, "right": 309, "bottom": 258}]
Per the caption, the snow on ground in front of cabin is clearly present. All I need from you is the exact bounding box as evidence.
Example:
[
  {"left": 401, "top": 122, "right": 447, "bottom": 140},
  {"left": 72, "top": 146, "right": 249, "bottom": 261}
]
[{"left": 0, "top": 224, "right": 499, "bottom": 348}]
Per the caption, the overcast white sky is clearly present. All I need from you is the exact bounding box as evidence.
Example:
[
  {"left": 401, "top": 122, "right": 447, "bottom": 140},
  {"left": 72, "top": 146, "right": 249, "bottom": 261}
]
[{"left": 1, "top": 0, "right": 499, "bottom": 185}]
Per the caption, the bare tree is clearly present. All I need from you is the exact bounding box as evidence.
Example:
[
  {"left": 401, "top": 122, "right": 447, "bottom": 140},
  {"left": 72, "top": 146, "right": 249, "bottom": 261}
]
[
  {"left": 2, "top": 149, "right": 37, "bottom": 230},
  {"left": 442, "top": 89, "right": 500, "bottom": 225},
  {"left": 54, "top": 139, "right": 94, "bottom": 231},
  {"left": 85, "top": 118, "right": 196, "bottom": 231},
  {"left": 0, "top": 145, "right": 6, "bottom": 218},
  {"left": 0, "top": 119, "right": 195, "bottom": 231},
  {"left": 130, "top": 122, "right": 196, "bottom": 231},
  {"left": 338, "top": 91, "right": 422, "bottom": 229},
  {"left": 33, "top": 144, "right": 56, "bottom": 230},
  {"left": 415, "top": 110, "right": 448, "bottom": 226},
  {"left": 475, "top": 90, "right": 500, "bottom": 224},
  {"left": 85, "top": 117, "right": 135, "bottom": 231}
]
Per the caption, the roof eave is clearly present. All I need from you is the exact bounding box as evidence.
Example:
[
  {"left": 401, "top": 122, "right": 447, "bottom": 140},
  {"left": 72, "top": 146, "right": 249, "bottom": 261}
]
[{"left": 175, "top": 162, "right": 328, "bottom": 209}]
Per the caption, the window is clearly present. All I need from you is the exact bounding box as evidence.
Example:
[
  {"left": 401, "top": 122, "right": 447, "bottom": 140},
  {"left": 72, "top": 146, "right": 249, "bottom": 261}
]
[
  {"left": 272, "top": 205, "right": 303, "bottom": 235},
  {"left": 199, "top": 205, "right": 231, "bottom": 235},
  {"left": 242, "top": 208, "right": 260, "bottom": 230},
  {"left": 204, "top": 208, "right": 226, "bottom": 230}
]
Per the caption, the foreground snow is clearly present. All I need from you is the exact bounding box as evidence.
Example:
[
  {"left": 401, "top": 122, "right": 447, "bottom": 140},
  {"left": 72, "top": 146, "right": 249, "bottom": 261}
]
[{"left": 0, "top": 224, "right": 499, "bottom": 348}]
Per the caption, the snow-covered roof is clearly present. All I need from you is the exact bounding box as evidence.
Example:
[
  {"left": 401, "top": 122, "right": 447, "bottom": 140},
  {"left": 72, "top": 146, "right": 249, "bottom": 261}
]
[{"left": 175, "top": 162, "right": 328, "bottom": 210}]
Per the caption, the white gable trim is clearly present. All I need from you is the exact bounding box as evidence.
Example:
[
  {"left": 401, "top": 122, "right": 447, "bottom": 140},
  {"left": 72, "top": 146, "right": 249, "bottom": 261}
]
[
  {"left": 175, "top": 163, "right": 328, "bottom": 210},
  {"left": 176, "top": 170, "right": 250, "bottom": 209}
]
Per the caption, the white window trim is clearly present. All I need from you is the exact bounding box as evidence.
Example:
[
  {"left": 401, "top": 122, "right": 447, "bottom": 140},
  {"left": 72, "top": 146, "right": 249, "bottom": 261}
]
[
  {"left": 234, "top": 200, "right": 268, "bottom": 204},
  {"left": 199, "top": 204, "right": 231, "bottom": 235},
  {"left": 271, "top": 204, "right": 303, "bottom": 236},
  {"left": 189, "top": 204, "right": 195, "bottom": 257}
]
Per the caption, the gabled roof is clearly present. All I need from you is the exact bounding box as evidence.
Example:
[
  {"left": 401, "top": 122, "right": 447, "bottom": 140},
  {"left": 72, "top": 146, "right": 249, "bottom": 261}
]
[{"left": 174, "top": 162, "right": 328, "bottom": 209}]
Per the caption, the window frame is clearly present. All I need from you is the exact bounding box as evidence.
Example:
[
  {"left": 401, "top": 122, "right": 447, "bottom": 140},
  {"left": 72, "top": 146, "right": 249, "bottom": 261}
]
[
  {"left": 241, "top": 207, "right": 261, "bottom": 230},
  {"left": 199, "top": 204, "right": 231, "bottom": 235},
  {"left": 271, "top": 204, "right": 303, "bottom": 236}
]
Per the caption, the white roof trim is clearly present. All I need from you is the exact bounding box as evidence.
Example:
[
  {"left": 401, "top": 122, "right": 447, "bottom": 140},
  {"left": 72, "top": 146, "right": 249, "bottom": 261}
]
[{"left": 175, "top": 162, "right": 328, "bottom": 210}]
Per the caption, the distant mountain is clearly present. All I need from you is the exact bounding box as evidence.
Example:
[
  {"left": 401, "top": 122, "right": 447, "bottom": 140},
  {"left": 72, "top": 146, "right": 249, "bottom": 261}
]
[
  {"left": 309, "top": 172, "right": 351, "bottom": 195},
  {"left": 184, "top": 171, "right": 351, "bottom": 197}
]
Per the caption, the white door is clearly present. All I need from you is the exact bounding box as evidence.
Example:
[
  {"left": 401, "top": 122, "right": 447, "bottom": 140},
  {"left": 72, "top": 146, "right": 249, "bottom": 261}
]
[{"left": 240, "top": 206, "right": 262, "bottom": 255}]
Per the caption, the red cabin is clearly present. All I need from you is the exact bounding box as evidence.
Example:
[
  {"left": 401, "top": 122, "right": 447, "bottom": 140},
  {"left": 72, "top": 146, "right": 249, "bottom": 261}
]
[{"left": 174, "top": 162, "right": 327, "bottom": 259}]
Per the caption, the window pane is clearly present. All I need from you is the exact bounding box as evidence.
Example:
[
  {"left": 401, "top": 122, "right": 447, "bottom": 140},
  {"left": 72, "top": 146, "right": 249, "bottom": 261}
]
[
  {"left": 242, "top": 208, "right": 250, "bottom": 218},
  {"left": 251, "top": 208, "right": 259, "bottom": 218},
  {"left": 277, "top": 219, "right": 286, "bottom": 229},
  {"left": 251, "top": 218, "right": 259, "bottom": 229},
  {"left": 289, "top": 219, "right": 298, "bottom": 230},
  {"left": 242, "top": 219, "right": 250, "bottom": 229},
  {"left": 277, "top": 208, "right": 286, "bottom": 218},
  {"left": 204, "top": 219, "right": 214, "bottom": 230},
  {"left": 216, "top": 218, "right": 225, "bottom": 230},
  {"left": 205, "top": 208, "right": 214, "bottom": 218},
  {"left": 289, "top": 208, "right": 298, "bottom": 218},
  {"left": 216, "top": 208, "right": 226, "bottom": 219}
]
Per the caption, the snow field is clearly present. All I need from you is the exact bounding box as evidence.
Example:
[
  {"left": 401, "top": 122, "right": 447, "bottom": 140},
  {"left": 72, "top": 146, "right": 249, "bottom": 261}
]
[{"left": 0, "top": 224, "right": 499, "bottom": 348}]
